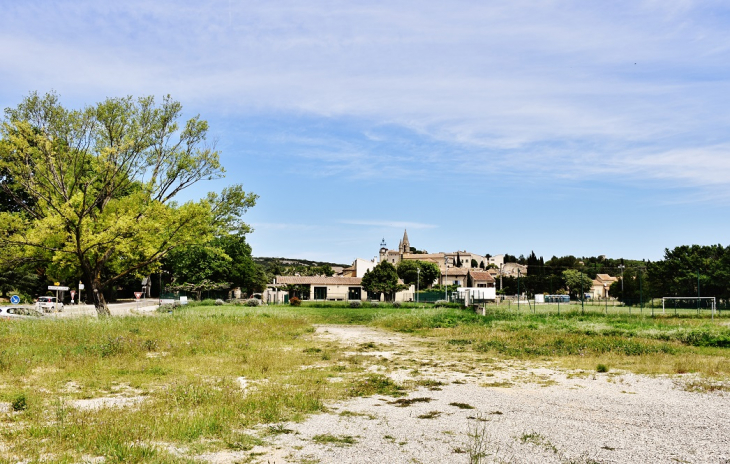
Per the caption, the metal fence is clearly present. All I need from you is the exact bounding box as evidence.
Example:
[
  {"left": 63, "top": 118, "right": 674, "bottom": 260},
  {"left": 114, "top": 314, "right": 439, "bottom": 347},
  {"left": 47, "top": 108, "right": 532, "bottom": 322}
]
[{"left": 482, "top": 298, "right": 727, "bottom": 317}]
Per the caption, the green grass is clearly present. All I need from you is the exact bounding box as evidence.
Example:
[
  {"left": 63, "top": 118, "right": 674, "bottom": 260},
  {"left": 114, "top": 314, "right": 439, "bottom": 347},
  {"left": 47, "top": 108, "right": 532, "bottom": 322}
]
[{"left": 0, "top": 303, "right": 727, "bottom": 462}]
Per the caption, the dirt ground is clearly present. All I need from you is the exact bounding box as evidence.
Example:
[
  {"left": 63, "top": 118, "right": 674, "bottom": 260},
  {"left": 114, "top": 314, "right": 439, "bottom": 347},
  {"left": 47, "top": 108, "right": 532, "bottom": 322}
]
[{"left": 246, "top": 325, "right": 730, "bottom": 464}]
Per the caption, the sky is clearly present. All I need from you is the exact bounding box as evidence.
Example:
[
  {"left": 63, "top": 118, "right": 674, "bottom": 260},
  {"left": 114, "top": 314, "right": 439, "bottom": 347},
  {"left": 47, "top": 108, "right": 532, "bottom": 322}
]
[{"left": 2, "top": 0, "right": 730, "bottom": 265}]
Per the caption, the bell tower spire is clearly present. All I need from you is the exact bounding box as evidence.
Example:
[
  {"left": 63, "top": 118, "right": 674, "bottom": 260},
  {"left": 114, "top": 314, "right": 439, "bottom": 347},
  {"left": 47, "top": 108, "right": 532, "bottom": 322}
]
[{"left": 401, "top": 229, "right": 410, "bottom": 253}]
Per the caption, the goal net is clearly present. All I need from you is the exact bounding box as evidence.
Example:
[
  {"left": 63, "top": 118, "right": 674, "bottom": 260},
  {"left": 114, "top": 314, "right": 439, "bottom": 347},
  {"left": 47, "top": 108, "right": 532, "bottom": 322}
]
[{"left": 661, "top": 297, "right": 716, "bottom": 316}]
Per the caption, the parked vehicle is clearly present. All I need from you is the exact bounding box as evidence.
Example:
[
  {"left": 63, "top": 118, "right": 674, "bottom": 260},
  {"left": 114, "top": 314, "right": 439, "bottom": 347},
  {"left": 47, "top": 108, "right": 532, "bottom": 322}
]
[
  {"left": 37, "top": 296, "right": 63, "bottom": 312},
  {"left": 0, "top": 306, "right": 45, "bottom": 320}
]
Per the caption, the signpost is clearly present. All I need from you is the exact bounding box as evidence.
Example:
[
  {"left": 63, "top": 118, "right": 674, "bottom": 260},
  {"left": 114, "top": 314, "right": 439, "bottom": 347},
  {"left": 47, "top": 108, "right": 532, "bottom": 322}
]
[
  {"left": 70, "top": 290, "right": 76, "bottom": 305},
  {"left": 48, "top": 285, "right": 69, "bottom": 308},
  {"left": 10, "top": 295, "right": 20, "bottom": 304},
  {"left": 135, "top": 292, "right": 143, "bottom": 310}
]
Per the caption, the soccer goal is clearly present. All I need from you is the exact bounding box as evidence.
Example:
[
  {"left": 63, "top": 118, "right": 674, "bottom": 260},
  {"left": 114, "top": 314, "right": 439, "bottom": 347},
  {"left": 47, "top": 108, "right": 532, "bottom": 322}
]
[{"left": 661, "top": 297, "right": 716, "bottom": 318}]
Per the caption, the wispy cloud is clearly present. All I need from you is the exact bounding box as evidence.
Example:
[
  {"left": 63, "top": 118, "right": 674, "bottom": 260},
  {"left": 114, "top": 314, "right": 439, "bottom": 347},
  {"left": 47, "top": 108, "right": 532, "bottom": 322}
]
[
  {"left": 339, "top": 220, "right": 437, "bottom": 230},
  {"left": 3, "top": 1, "right": 730, "bottom": 197}
]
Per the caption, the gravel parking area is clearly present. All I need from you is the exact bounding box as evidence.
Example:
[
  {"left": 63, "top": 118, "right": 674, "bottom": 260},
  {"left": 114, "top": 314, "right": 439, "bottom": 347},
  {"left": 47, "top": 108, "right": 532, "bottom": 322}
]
[{"left": 251, "top": 325, "right": 730, "bottom": 464}]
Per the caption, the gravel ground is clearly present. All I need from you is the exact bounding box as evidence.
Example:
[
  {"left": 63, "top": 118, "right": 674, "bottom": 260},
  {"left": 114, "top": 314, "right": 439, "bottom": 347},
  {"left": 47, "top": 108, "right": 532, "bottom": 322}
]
[{"left": 248, "top": 325, "right": 730, "bottom": 464}]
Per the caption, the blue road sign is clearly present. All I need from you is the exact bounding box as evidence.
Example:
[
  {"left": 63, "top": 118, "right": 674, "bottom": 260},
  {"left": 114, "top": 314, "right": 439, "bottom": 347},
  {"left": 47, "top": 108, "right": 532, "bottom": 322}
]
[{"left": 10, "top": 295, "right": 20, "bottom": 304}]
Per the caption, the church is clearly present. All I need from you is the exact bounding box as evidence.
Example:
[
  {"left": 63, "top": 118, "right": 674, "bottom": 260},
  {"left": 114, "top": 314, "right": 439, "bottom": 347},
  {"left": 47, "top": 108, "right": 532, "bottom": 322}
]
[{"left": 378, "top": 230, "right": 498, "bottom": 287}]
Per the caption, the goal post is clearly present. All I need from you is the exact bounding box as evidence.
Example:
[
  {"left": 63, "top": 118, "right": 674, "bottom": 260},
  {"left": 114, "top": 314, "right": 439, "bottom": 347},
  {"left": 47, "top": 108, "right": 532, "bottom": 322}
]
[{"left": 661, "top": 297, "right": 716, "bottom": 317}]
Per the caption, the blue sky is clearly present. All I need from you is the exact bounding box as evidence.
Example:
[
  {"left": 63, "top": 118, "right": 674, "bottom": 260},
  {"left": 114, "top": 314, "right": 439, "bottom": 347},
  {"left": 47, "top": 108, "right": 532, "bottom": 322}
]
[{"left": 2, "top": 1, "right": 730, "bottom": 264}]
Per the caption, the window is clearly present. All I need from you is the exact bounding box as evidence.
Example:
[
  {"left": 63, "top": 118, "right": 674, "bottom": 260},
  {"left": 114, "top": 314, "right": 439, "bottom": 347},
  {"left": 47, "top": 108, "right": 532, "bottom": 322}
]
[
  {"left": 313, "top": 287, "right": 327, "bottom": 300},
  {"left": 348, "top": 287, "right": 361, "bottom": 300},
  {"left": 477, "top": 283, "right": 486, "bottom": 288}
]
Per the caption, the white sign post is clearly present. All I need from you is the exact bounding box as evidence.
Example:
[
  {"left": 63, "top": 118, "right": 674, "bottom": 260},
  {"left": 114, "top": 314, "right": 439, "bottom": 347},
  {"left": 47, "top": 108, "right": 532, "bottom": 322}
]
[
  {"left": 48, "top": 285, "right": 69, "bottom": 310},
  {"left": 70, "top": 290, "right": 76, "bottom": 305}
]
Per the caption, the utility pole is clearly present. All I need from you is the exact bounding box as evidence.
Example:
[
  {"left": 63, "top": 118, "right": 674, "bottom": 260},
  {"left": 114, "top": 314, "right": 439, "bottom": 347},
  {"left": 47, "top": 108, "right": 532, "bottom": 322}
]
[
  {"left": 618, "top": 260, "right": 625, "bottom": 305},
  {"left": 499, "top": 263, "right": 503, "bottom": 292},
  {"left": 697, "top": 269, "right": 700, "bottom": 314},
  {"left": 444, "top": 256, "right": 449, "bottom": 302},
  {"left": 581, "top": 271, "right": 584, "bottom": 314},
  {"left": 517, "top": 269, "right": 521, "bottom": 312}
]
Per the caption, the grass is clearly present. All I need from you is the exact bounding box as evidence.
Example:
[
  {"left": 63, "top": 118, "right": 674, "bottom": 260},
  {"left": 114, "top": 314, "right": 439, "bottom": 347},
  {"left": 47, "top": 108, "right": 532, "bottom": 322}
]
[
  {"left": 417, "top": 410, "right": 441, "bottom": 419},
  {"left": 0, "top": 307, "right": 372, "bottom": 461},
  {"left": 311, "top": 434, "right": 357, "bottom": 446},
  {"left": 0, "top": 302, "right": 728, "bottom": 461}
]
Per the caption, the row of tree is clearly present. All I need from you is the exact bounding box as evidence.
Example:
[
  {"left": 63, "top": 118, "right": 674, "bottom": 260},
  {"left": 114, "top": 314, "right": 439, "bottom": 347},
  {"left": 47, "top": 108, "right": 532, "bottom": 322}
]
[{"left": 499, "top": 246, "right": 730, "bottom": 304}]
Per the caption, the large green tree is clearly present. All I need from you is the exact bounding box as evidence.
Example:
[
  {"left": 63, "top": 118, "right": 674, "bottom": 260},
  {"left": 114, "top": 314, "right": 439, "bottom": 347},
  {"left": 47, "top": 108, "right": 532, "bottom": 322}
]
[
  {"left": 0, "top": 92, "right": 257, "bottom": 315},
  {"left": 396, "top": 260, "right": 440, "bottom": 289},
  {"left": 361, "top": 261, "right": 407, "bottom": 302},
  {"left": 164, "top": 234, "right": 266, "bottom": 299},
  {"left": 561, "top": 269, "right": 593, "bottom": 300}
]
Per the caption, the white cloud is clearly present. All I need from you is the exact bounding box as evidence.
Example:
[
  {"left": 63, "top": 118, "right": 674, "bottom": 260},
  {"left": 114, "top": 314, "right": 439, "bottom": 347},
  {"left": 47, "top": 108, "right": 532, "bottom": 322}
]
[
  {"left": 339, "top": 220, "right": 437, "bottom": 230},
  {"left": 3, "top": 1, "right": 730, "bottom": 196}
]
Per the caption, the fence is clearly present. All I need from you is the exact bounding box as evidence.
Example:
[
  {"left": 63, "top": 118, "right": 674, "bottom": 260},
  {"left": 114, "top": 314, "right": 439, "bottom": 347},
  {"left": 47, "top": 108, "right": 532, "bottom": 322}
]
[
  {"left": 483, "top": 297, "right": 726, "bottom": 317},
  {"left": 415, "top": 291, "right": 450, "bottom": 303}
]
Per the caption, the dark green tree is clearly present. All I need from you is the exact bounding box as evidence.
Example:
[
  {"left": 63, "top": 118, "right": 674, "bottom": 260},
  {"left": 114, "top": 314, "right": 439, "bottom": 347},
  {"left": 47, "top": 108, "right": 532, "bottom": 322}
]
[
  {"left": 361, "top": 261, "right": 407, "bottom": 302},
  {"left": 397, "top": 260, "right": 440, "bottom": 289},
  {"left": 562, "top": 269, "right": 593, "bottom": 300}
]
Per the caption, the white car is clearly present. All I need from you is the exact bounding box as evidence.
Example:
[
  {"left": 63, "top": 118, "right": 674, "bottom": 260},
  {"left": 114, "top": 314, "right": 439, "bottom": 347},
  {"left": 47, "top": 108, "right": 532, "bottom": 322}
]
[
  {"left": 37, "top": 296, "right": 63, "bottom": 312},
  {"left": 0, "top": 306, "right": 45, "bottom": 320}
]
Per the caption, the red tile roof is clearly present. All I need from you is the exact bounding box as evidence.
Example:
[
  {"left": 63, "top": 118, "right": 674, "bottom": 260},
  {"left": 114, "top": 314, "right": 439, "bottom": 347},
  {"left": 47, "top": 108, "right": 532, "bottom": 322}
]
[{"left": 274, "top": 276, "right": 363, "bottom": 285}]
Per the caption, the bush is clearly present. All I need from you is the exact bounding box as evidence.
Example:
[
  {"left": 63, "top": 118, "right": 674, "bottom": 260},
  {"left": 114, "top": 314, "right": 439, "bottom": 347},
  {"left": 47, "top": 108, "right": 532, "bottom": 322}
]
[
  {"left": 368, "top": 301, "right": 379, "bottom": 308},
  {"left": 11, "top": 393, "right": 27, "bottom": 412},
  {"left": 392, "top": 301, "right": 402, "bottom": 308},
  {"left": 596, "top": 364, "right": 609, "bottom": 373},
  {"left": 245, "top": 298, "right": 261, "bottom": 307},
  {"left": 156, "top": 304, "right": 175, "bottom": 313},
  {"left": 349, "top": 300, "right": 362, "bottom": 308},
  {"left": 290, "top": 297, "right": 301, "bottom": 307},
  {"left": 215, "top": 299, "right": 224, "bottom": 306},
  {"left": 434, "top": 300, "right": 448, "bottom": 307}
]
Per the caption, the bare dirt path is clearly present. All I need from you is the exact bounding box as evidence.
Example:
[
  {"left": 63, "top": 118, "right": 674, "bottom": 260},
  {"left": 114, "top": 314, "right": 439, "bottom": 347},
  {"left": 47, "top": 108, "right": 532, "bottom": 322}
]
[{"left": 251, "top": 324, "right": 730, "bottom": 464}]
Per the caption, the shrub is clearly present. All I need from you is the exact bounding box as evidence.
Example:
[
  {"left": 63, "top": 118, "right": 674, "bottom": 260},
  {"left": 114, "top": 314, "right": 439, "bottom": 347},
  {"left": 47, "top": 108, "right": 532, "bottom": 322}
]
[
  {"left": 11, "top": 393, "right": 27, "bottom": 412},
  {"left": 156, "top": 304, "right": 175, "bottom": 313},
  {"left": 369, "top": 301, "right": 379, "bottom": 308},
  {"left": 245, "top": 298, "right": 261, "bottom": 307},
  {"left": 434, "top": 300, "right": 448, "bottom": 307},
  {"left": 596, "top": 364, "right": 609, "bottom": 373},
  {"left": 349, "top": 300, "right": 362, "bottom": 308},
  {"left": 290, "top": 297, "right": 301, "bottom": 307},
  {"left": 392, "top": 301, "right": 402, "bottom": 308},
  {"left": 215, "top": 299, "right": 224, "bottom": 306}
]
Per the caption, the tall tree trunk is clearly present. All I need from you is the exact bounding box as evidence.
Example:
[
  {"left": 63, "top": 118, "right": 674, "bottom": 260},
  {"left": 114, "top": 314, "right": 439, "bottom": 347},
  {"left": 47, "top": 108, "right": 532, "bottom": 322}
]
[{"left": 92, "top": 278, "right": 111, "bottom": 317}]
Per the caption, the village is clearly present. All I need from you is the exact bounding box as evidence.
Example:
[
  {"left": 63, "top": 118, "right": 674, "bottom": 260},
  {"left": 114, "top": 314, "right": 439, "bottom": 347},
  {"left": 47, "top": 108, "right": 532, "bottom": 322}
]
[{"left": 263, "top": 230, "right": 618, "bottom": 305}]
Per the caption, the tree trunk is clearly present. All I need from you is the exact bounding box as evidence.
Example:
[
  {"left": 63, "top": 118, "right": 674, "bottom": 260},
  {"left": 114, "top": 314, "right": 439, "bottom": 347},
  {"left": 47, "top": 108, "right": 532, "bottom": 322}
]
[{"left": 92, "top": 279, "right": 111, "bottom": 317}]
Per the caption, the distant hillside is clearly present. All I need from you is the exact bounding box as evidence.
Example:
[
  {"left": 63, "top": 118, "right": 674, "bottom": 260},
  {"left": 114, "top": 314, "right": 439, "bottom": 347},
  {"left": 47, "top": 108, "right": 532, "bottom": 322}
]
[{"left": 254, "top": 257, "right": 349, "bottom": 268}]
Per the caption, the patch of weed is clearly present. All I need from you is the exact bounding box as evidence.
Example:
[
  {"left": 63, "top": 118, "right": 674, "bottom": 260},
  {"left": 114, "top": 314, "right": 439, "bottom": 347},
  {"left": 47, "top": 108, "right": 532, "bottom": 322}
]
[
  {"left": 449, "top": 402, "right": 475, "bottom": 410},
  {"left": 347, "top": 374, "right": 404, "bottom": 397},
  {"left": 388, "top": 397, "right": 432, "bottom": 407},
  {"left": 312, "top": 434, "right": 356, "bottom": 446},
  {"left": 417, "top": 410, "right": 441, "bottom": 419}
]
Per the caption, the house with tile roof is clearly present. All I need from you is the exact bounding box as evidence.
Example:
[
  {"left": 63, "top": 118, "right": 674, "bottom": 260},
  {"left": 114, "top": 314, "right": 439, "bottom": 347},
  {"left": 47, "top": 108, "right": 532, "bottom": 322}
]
[
  {"left": 467, "top": 270, "right": 496, "bottom": 289},
  {"left": 269, "top": 275, "right": 414, "bottom": 302},
  {"left": 590, "top": 273, "right": 618, "bottom": 298}
]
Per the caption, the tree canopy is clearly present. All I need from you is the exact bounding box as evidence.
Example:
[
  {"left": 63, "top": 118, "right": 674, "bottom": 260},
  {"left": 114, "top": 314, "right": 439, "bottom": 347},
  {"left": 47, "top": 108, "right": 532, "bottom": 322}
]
[
  {"left": 396, "top": 260, "right": 440, "bottom": 289},
  {"left": 561, "top": 269, "right": 594, "bottom": 300},
  {"left": 361, "top": 261, "right": 407, "bottom": 301},
  {"left": 0, "top": 92, "right": 257, "bottom": 314}
]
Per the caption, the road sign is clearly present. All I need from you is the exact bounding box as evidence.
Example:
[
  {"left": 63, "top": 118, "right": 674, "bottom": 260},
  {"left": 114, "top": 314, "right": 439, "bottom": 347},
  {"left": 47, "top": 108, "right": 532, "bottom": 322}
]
[
  {"left": 134, "top": 292, "right": 143, "bottom": 300},
  {"left": 70, "top": 290, "right": 76, "bottom": 300},
  {"left": 48, "top": 285, "right": 70, "bottom": 291},
  {"left": 10, "top": 295, "right": 20, "bottom": 304}
]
